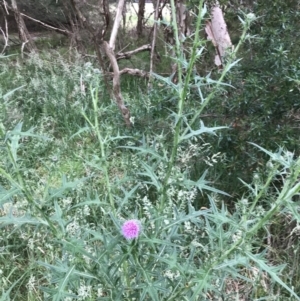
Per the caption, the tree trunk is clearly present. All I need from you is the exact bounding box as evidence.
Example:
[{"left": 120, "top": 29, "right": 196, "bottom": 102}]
[
  {"left": 10, "top": 0, "right": 37, "bottom": 53},
  {"left": 148, "top": 0, "right": 160, "bottom": 89},
  {"left": 105, "top": 0, "right": 131, "bottom": 126},
  {"left": 136, "top": 0, "right": 145, "bottom": 37}
]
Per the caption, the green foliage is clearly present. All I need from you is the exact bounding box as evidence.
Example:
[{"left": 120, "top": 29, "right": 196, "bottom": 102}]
[
  {"left": 0, "top": 52, "right": 109, "bottom": 135},
  {"left": 207, "top": 0, "right": 300, "bottom": 193}
]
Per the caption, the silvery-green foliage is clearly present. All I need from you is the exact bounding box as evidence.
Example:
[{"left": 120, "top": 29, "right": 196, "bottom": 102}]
[{"left": 0, "top": 51, "right": 103, "bottom": 133}]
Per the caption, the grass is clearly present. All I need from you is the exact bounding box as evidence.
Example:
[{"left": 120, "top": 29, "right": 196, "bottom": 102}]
[{"left": 1, "top": 5, "right": 300, "bottom": 301}]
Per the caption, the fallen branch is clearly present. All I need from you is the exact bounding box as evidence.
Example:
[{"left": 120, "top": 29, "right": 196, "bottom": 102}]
[
  {"left": 116, "top": 44, "right": 151, "bottom": 60},
  {"left": 20, "top": 13, "right": 71, "bottom": 36},
  {"left": 103, "top": 41, "right": 131, "bottom": 127},
  {"left": 4, "top": 2, "right": 70, "bottom": 36},
  {"left": 104, "top": 0, "right": 131, "bottom": 127},
  {"left": 119, "top": 68, "right": 149, "bottom": 78}
]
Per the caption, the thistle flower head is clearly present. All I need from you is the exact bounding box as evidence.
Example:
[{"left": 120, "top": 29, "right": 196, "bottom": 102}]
[{"left": 121, "top": 219, "right": 141, "bottom": 240}]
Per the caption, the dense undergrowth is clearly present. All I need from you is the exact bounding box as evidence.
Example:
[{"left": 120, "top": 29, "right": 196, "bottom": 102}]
[{"left": 1, "top": 1, "right": 300, "bottom": 300}]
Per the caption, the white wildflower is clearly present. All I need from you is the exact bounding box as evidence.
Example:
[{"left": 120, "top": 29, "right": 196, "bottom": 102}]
[
  {"left": 255, "top": 205, "right": 265, "bottom": 217},
  {"left": 84, "top": 62, "right": 92, "bottom": 68},
  {"left": 27, "top": 275, "right": 36, "bottom": 292},
  {"left": 232, "top": 230, "right": 243, "bottom": 243},
  {"left": 83, "top": 205, "right": 90, "bottom": 216},
  {"left": 62, "top": 197, "right": 72, "bottom": 208},
  {"left": 77, "top": 284, "right": 92, "bottom": 300},
  {"left": 66, "top": 219, "right": 81, "bottom": 236},
  {"left": 164, "top": 270, "right": 180, "bottom": 280},
  {"left": 290, "top": 224, "right": 300, "bottom": 236},
  {"left": 184, "top": 221, "right": 192, "bottom": 232},
  {"left": 129, "top": 116, "right": 135, "bottom": 125},
  {"left": 241, "top": 198, "right": 248, "bottom": 206},
  {"left": 246, "top": 13, "right": 256, "bottom": 21},
  {"left": 142, "top": 196, "right": 152, "bottom": 220},
  {"left": 28, "top": 238, "right": 35, "bottom": 250},
  {"left": 97, "top": 287, "right": 104, "bottom": 297}
]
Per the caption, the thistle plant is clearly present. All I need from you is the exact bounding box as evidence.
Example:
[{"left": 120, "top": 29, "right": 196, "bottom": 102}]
[{"left": 121, "top": 219, "right": 142, "bottom": 240}]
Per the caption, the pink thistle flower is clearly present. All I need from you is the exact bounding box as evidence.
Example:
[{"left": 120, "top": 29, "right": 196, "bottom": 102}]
[{"left": 121, "top": 219, "right": 141, "bottom": 240}]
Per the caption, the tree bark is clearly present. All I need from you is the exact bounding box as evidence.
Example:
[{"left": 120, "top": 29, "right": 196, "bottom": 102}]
[
  {"left": 10, "top": 0, "right": 37, "bottom": 53},
  {"left": 109, "top": 0, "right": 126, "bottom": 49},
  {"left": 104, "top": 0, "right": 131, "bottom": 126},
  {"left": 136, "top": 0, "right": 145, "bottom": 37},
  {"left": 148, "top": 0, "right": 160, "bottom": 89},
  {"left": 102, "top": 41, "right": 131, "bottom": 127}
]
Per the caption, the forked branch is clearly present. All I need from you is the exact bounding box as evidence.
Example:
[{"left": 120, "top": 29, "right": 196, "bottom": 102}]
[
  {"left": 103, "top": 0, "right": 131, "bottom": 126},
  {"left": 102, "top": 41, "right": 131, "bottom": 126}
]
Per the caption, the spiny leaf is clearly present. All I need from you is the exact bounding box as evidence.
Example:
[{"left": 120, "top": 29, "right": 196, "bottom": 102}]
[
  {"left": 180, "top": 120, "right": 227, "bottom": 141},
  {"left": 2, "top": 85, "right": 26, "bottom": 101},
  {"left": 246, "top": 252, "right": 300, "bottom": 300}
]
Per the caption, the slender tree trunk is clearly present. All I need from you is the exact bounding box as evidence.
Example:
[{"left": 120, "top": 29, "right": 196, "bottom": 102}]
[
  {"left": 105, "top": 0, "right": 131, "bottom": 126},
  {"left": 102, "top": 41, "right": 131, "bottom": 127},
  {"left": 11, "top": 0, "right": 37, "bottom": 52},
  {"left": 176, "top": 0, "right": 191, "bottom": 38},
  {"left": 0, "top": 2, "right": 9, "bottom": 54},
  {"left": 148, "top": 0, "right": 160, "bottom": 90},
  {"left": 122, "top": 0, "right": 127, "bottom": 29},
  {"left": 136, "top": 0, "right": 146, "bottom": 37}
]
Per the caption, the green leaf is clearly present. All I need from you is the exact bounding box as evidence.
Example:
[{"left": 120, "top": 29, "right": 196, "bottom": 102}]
[
  {"left": 2, "top": 85, "right": 26, "bottom": 101},
  {"left": 118, "top": 145, "right": 165, "bottom": 161},
  {"left": 163, "top": 208, "right": 208, "bottom": 230},
  {"left": 0, "top": 277, "right": 22, "bottom": 301},
  {"left": 184, "top": 170, "right": 230, "bottom": 196},
  {"left": 45, "top": 175, "right": 88, "bottom": 202},
  {"left": 0, "top": 213, "right": 49, "bottom": 227},
  {"left": 151, "top": 72, "right": 179, "bottom": 90},
  {"left": 249, "top": 142, "right": 292, "bottom": 167},
  {"left": 138, "top": 162, "right": 162, "bottom": 190},
  {"left": 69, "top": 126, "right": 90, "bottom": 139},
  {"left": 0, "top": 186, "right": 20, "bottom": 204},
  {"left": 53, "top": 265, "right": 76, "bottom": 301},
  {"left": 180, "top": 120, "right": 227, "bottom": 142},
  {"left": 246, "top": 252, "right": 300, "bottom": 300},
  {"left": 116, "top": 184, "right": 141, "bottom": 214}
]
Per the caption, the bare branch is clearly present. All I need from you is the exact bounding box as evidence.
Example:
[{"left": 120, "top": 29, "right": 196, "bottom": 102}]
[
  {"left": 109, "top": 0, "right": 126, "bottom": 49},
  {"left": 20, "top": 13, "right": 71, "bottom": 35},
  {"left": 116, "top": 44, "right": 151, "bottom": 60},
  {"left": 3, "top": 0, "right": 9, "bottom": 15},
  {"left": 119, "top": 68, "right": 149, "bottom": 78},
  {"left": 148, "top": 0, "right": 160, "bottom": 89},
  {"left": 4, "top": 1, "right": 69, "bottom": 35},
  {"left": 0, "top": 18, "right": 8, "bottom": 54},
  {"left": 102, "top": 41, "right": 131, "bottom": 127}
]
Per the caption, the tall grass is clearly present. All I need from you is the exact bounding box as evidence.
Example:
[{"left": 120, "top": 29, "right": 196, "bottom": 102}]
[{"left": 0, "top": 5, "right": 300, "bottom": 301}]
